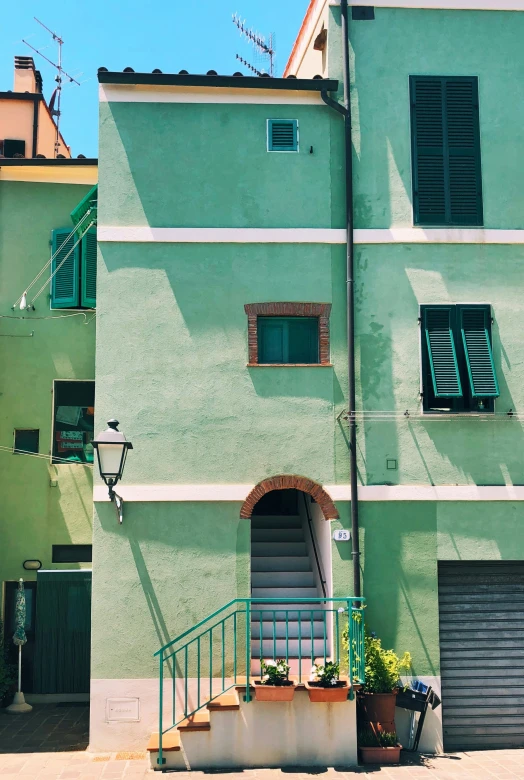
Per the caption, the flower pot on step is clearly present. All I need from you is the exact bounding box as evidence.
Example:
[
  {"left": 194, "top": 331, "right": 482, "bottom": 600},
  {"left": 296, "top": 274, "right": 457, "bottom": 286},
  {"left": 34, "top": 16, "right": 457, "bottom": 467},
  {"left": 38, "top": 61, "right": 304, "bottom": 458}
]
[
  {"left": 305, "top": 680, "right": 349, "bottom": 703},
  {"left": 254, "top": 681, "right": 295, "bottom": 702},
  {"left": 359, "top": 744, "right": 402, "bottom": 765},
  {"left": 358, "top": 691, "right": 397, "bottom": 724}
]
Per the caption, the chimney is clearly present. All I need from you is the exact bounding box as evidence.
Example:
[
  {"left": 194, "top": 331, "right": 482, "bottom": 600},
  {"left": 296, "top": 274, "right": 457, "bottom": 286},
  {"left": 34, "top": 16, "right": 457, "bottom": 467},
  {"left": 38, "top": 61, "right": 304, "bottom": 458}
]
[{"left": 14, "top": 56, "right": 38, "bottom": 93}]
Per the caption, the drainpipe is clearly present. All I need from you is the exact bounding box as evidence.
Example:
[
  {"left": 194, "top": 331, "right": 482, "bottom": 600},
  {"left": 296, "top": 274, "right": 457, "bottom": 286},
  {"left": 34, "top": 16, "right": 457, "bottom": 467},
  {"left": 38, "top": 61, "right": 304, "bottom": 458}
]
[{"left": 321, "top": 0, "right": 361, "bottom": 598}]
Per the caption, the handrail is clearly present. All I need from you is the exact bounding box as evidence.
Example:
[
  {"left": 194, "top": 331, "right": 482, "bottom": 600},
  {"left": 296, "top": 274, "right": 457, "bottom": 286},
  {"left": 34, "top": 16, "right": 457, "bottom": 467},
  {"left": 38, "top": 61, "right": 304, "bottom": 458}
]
[
  {"left": 155, "top": 596, "right": 365, "bottom": 767},
  {"left": 301, "top": 493, "right": 328, "bottom": 597}
]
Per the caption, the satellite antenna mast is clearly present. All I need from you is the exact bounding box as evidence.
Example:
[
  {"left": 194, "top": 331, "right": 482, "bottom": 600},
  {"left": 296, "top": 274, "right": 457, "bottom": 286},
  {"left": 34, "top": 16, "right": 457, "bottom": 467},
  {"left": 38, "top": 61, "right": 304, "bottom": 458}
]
[
  {"left": 22, "top": 18, "right": 80, "bottom": 158},
  {"left": 232, "top": 13, "right": 275, "bottom": 77}
]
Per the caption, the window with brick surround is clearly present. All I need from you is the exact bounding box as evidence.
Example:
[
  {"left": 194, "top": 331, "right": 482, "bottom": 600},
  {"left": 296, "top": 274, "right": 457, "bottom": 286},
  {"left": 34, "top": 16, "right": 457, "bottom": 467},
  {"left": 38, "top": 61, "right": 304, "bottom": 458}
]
[{"left": 244, "top": 303, "right": 331, "bottom": 366}]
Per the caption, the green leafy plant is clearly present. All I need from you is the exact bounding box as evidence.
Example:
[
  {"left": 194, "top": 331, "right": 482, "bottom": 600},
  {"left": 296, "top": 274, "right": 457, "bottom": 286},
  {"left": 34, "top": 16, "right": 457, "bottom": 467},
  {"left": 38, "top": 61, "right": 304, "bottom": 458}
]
[
  {"left": 363, "top": 632, "right": 411, "bottom": 694},
  {"left": 0, "top": 620, "right": 16, "bottom": 705},
  {"left": 310, "top": 661, "right": 341, "bottom": 687},
  {"left": 358, "top": 729, "right": 398, "bottom": 748},
  {"left": 260, "top": 659, "right": 291, "bottom": 686}
]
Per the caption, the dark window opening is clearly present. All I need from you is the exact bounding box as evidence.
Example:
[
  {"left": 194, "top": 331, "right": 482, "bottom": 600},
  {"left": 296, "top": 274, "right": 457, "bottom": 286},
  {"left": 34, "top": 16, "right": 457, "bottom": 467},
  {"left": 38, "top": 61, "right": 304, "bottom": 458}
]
[
  {"left": 14, "top": 429, "right": 39, "bottom": 454},
  {"left": 421, "top": 304, "right": 498, "bottom": 413},
  {"left": 1, "top": 139, "right": 26, "bottom": 158},
  {"left": 352, "top": 6, "right": 375, "bottom": 20},
  {"left": 258, "top": 317, "right": 319, "bottom": 364},
  {"left": 410, "top": 76, "right": 483, "bottom": 226},
  {"left": 52, "top": 380, "right": 95, "bottom": 464},
  {"left": 52, "top": 544, "right": 93, "bottom": 563}
]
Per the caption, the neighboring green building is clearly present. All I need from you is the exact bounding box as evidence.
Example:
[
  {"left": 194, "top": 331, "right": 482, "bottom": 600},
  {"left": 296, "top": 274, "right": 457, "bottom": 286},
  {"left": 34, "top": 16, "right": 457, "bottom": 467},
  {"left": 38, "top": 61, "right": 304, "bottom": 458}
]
[{"left": 0, "top": 157, "right": 97, "bottom": 696}]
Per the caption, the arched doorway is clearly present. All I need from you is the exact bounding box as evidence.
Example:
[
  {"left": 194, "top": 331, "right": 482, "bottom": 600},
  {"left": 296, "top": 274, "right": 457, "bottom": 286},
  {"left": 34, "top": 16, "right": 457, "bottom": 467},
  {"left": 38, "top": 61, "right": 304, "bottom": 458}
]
[{"left": 243, "top": 476, "right": 336, "bottom": 676}]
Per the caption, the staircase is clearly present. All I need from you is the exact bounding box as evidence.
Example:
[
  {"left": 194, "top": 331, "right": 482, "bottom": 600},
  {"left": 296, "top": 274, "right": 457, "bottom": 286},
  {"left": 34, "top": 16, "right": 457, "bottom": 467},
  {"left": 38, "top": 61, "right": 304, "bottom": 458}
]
[{"left": 251, "top": 514, "right": 326, "bottom": 676}]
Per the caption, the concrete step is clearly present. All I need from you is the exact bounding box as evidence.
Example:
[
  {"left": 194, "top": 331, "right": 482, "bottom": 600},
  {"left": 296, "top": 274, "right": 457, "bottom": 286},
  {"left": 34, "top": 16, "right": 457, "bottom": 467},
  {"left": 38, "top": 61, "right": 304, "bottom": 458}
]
[
  {"left": 251, "top": 516, "right": 302, "bottom": 529},
  {"left": 251, "top": 556, "right": 312, "bottom": 572},
  {"left": 147, "top": 731, "right": 181, "bottom": 753},
  {"left": 252, "top": 587, "right": 318, "bottom": 599},
  {"left": 207, "top": 692, "right": 240, "bottom": 711},
  {"left": 251, "top": 638, "right": 327, "bottom": 658},
  {"left": 251, "top": 528, "right": 304, "bottom": 543},
  {"left": 251, "top": 620, "right": 326, "bottom": 639},
  {"left": 177, "top": 711, "right": 211, "bottom": 731},
  {"left": 251, "top": 541, "right": 307, "bottom": 557},
  {"left": 251, "top": 571, "right": 315, "bottom": 588}
]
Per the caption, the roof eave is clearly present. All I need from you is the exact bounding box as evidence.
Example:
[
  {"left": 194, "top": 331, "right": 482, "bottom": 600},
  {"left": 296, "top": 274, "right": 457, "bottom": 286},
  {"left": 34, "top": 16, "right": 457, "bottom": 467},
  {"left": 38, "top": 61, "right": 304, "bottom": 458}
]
[{"left": 97, "top": 71, "right": 338, "bottom": 92}]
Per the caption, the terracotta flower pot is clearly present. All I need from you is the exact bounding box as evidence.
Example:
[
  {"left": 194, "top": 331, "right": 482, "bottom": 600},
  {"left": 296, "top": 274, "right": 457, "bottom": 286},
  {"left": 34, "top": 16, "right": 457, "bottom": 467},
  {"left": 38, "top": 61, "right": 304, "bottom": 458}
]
[
  {"left": 358, "top": 691, "right": 397, "bottom": 724},
  {"left": 254, "top": 681, "right": 295, "bottom": 702},
  {"left": 359, "top": 744, "right": 402, "bottom": 765},
  {"left": 305, "top": 681, "right": 349, "bottom": 703}
]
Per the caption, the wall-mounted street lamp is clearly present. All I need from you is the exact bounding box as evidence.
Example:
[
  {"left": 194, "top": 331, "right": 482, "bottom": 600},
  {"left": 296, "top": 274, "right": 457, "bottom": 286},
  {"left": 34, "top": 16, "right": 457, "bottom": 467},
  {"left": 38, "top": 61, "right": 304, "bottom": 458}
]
[{"left": 92, "top": 419, "right": 133, "bottom": 524}]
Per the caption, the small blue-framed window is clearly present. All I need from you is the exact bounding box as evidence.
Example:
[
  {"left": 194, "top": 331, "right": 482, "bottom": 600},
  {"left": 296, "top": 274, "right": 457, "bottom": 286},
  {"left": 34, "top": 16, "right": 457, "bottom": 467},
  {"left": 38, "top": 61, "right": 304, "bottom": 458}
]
[{"left": 267, "top": 119, "right": 299, "bottom": 152}]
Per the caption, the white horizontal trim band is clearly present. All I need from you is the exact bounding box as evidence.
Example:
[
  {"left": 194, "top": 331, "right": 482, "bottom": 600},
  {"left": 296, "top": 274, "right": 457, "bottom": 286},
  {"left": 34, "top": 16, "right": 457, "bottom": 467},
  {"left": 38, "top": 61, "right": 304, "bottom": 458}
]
[
  {"left": 97, "top": 227, "right": 524, "bottom": 244},
  {"left": 93, "top": 484, "right": 524, "bottom": 503},
  {"left": 354, "top": 228, "right": 524, "bottom": 244},
  {"left": 100, "top": 84, "right": 324, "bottom": 105},
  {"left": 97, "top": 227, "right": 347, "bottom": 243}
]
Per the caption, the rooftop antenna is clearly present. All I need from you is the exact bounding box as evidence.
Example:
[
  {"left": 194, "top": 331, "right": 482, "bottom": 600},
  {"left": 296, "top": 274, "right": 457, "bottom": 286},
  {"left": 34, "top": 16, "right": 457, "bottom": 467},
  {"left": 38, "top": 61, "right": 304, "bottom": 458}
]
[
  {"left": 232, "top": 13, "right": 275, "bottom": 77},
  {"left": 22, "top": 18, "right": 80, "bottom": 158}
]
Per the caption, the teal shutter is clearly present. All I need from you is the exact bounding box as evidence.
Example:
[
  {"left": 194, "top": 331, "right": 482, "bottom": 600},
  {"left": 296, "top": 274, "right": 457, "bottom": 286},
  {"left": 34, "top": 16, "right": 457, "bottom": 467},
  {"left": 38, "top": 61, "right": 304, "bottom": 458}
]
[
  {"left": 287, "top": 318, "right": 319, "bottom": 363},
  {"left": 411, "top": 77, "right": 446, "bottom": 225},
  {"left": 81, "top": 228, "right": 97, "bottom": 308},
  {"left": 411, "top": 77, "right": 483, "bottom": 226},
  {"left": 460, "top": 307, "right": 499, "bottom": 398},
  {"left": 268, "top": 120, "right": 298, "bottom": 152},
  {"left": 424, "top": 308, "right": 462, "bottom": 397},
  {"left": 51, "top": 228, "right": 79, "bottom": 308},
  {"left": 446, "top": 79, "right": 483, "bottom": 225}
]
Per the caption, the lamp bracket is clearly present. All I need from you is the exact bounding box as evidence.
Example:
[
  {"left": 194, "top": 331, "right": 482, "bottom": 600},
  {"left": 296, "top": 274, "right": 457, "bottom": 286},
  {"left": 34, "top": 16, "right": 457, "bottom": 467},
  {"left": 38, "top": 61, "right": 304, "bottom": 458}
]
[{"left": 109, "top": 486, "right": 124, "bottom": 524}]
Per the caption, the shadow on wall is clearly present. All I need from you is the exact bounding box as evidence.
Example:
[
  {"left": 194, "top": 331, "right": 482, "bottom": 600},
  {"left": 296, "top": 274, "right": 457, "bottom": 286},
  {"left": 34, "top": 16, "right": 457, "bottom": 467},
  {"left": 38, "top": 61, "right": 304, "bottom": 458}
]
[{"left": 360, "top": 501, "right": 440, "bottom": 678}]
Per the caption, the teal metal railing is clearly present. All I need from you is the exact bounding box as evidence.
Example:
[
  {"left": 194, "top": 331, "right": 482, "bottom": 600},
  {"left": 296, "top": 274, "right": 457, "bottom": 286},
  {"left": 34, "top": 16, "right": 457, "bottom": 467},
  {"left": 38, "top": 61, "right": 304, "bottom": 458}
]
[{"left": 154, "top": 597, "right": 365, "bottom": 767}]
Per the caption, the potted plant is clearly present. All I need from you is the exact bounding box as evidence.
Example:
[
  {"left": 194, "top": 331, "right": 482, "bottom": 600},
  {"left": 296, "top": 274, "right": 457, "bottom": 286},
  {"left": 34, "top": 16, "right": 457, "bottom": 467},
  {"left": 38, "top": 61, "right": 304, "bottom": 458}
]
[
  {"left": 254, "top": 659, "right": 296, "bottom": 702},
  {"left": 358, "top": 729, "right": 402, "bottom": 764},
  {"left": 358, "top": 632, "right": 411, "bottom": 733},
  {"left": 305, "top": 661, "right": 349, "bottom": 702}
]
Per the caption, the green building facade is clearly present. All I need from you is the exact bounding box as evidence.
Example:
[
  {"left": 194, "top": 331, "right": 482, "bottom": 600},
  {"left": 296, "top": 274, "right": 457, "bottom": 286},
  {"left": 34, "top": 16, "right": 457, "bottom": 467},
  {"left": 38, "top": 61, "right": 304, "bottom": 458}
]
[{"left": 0, "top": 159, "right": 97, "bottom": 695}]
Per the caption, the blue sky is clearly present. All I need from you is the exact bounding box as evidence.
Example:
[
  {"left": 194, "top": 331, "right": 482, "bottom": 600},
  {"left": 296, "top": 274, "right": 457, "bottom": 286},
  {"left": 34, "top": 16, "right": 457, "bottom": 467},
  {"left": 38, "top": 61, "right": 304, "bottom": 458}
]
[{"left": 0, "top": 0, "right": 309, "bottom": 158}]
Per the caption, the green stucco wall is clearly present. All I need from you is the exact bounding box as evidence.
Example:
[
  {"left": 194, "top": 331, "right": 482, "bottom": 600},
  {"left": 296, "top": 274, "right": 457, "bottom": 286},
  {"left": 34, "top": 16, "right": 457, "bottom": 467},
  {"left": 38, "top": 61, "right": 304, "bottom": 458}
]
[{"left": 0, "top": 180, "right": 95, "bottom": 588}]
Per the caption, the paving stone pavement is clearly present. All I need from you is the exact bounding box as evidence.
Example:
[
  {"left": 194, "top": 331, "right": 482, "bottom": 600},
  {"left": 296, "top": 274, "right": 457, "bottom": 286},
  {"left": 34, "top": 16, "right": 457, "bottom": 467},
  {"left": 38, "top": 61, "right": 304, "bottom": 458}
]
[{"left": 1, "top": 707, "right": 524, "bottom": 778}]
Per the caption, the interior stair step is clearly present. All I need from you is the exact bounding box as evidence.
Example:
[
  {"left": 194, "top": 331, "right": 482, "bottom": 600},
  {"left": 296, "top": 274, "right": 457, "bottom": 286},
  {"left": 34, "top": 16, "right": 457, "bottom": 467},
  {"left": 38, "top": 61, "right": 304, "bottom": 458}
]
[
  {"left": 251, "top": 515, "right": 302, "bottom": 529},
  {"left": 251, "top": 571, "right": 315, "bottom": 588},
  {"left": 251, "top": 556, "right": 311, "bottom": 572},
  {"left": 251, "top": 620, "right": 326, "bottom": 639},
  {"left": 251, "top": 541, "right": 307, "bottom": 556},
  {"left": 252, "top": 586, "right": 318, "bottom": 598},
  {"left": 207, "top": 692, "right": 240, "bottom": 711},
  {"left": 251, "top": 638, "right": 327, "bottom": 657},
  {"left": 251, "top": 528, "right": 304, "bottom": 542},
  {"left": 251, "top": 604, "right": 325, "bottom": 620},
  {"left": 177, "top": 711, "right": 211, "bottom": 731},
  {"left": 147, "top": 731, "right": 181, "bottom": 753}
]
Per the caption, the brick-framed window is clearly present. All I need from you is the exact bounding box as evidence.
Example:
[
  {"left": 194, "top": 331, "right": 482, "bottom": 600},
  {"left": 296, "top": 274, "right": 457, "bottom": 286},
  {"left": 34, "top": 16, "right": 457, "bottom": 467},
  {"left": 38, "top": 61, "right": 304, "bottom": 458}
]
[{"left": 244, "top": 302, "right": 331, "bottom": 366}]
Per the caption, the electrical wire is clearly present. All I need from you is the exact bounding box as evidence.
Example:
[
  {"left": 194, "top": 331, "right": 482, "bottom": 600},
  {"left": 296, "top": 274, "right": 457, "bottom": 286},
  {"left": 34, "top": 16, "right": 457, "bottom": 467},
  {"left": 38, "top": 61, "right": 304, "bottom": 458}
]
[
  {"left": 0, "top": 444, "right": 93, "bottom": 467},
  {"left": 12, "top": 209, "right": 94, "bottom": 309}
]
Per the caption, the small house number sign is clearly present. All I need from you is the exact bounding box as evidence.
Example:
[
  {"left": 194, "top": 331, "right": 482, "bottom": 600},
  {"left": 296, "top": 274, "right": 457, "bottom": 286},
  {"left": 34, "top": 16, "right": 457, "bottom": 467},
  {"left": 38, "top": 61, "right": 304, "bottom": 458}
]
[{"left": 332, "top": 529, "right": 350, "bottom": 542}]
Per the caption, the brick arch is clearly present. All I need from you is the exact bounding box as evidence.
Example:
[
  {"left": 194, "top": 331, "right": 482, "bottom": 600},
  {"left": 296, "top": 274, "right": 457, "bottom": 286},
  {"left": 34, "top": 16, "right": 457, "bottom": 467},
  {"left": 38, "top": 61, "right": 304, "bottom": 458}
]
[{"left": 240, "top": 475, "right": 339, "bottom": 520}]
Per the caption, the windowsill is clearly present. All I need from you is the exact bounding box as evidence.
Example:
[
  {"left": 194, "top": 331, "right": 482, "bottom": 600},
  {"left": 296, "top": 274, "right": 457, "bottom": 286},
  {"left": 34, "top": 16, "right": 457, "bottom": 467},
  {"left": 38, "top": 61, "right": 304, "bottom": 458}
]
[
  {"left": 413, "top": 223, "right": 484, "bottom": 229},
  {"left": 247, "top": 363, "right": 333, "bottom": 368}
]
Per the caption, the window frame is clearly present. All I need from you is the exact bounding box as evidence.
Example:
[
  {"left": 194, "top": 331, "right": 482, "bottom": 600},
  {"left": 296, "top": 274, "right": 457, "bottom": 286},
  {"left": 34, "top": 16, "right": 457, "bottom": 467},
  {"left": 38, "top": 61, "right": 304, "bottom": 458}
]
[
  {"left": 420, "top": 303, "right": 497, "bottom": 414},
  {"left": 409, "top": 75, "right": 484, "bottom": 227},
  {"left": 50, "top": 379, "right": 95, "bottom": 464},
  {"left": 245, "top": 302, "right": 331, "bottom": 366}
]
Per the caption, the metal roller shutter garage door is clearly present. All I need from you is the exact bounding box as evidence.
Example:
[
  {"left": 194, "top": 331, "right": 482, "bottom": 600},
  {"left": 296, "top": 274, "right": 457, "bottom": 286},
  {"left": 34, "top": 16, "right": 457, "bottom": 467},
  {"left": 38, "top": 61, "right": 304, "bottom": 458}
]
[{"left": 438, "top": 561, "right": 524, "bottom": 751}]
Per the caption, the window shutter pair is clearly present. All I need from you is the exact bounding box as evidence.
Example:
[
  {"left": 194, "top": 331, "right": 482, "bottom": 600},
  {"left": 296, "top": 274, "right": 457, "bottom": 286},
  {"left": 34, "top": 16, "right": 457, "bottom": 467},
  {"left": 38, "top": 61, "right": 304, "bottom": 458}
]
[
  {"left": 424, "top": 307, "right": 499, "bottom": 399},
  {"left": 51, "top": 228, "right": 96, "bottom": 308},
  {"left": 410, "top": 76, "right": 483, "bottom": 226}
]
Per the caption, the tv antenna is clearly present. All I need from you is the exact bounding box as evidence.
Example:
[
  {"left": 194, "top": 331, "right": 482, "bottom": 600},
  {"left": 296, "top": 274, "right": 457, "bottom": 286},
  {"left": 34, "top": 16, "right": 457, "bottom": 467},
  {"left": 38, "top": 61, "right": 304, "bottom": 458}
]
[
  {"left": 22, "top": 18, "right": 80, "bottom": 158},
  {"left": 232, "top": 13, "right": 275, "bottom": 77}
]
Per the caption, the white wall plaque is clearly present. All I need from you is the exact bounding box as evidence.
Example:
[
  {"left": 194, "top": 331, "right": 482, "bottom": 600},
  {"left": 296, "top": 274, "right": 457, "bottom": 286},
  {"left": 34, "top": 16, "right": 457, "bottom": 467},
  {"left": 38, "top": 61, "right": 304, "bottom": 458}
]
[
  {"left": 106, "top": 697, "right": 140, "bottom": 722},
  {"left": 333, "top": 529, "right": 351, "bottom": 542}
]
